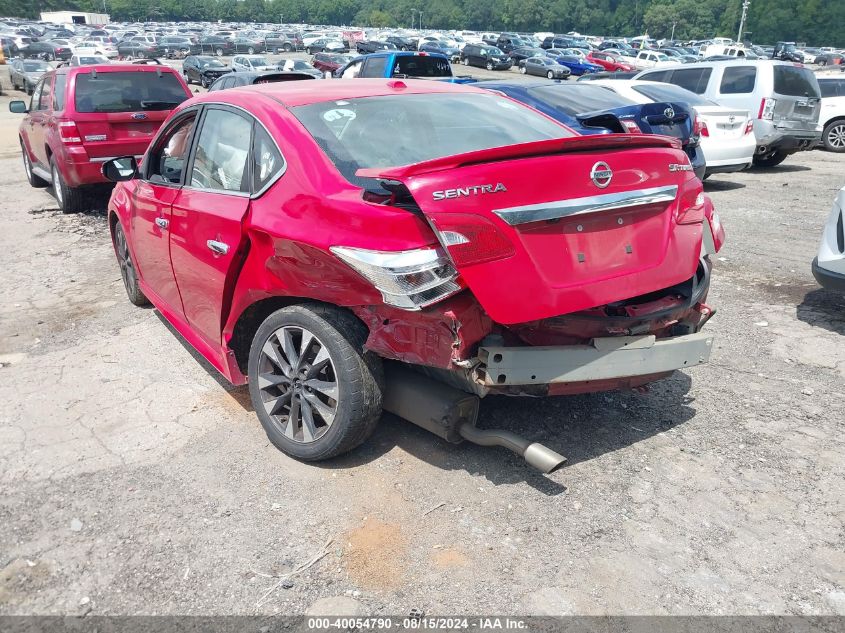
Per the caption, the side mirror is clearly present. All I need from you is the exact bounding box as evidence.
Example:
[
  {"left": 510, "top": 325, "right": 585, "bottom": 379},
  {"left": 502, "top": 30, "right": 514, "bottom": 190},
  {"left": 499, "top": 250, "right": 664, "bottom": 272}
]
[
  {"left": 102, "top": 156, "right": 138, "bottom": 182},
  {"left": 9, "top": 100, "right": 28, "bottom": 114}
]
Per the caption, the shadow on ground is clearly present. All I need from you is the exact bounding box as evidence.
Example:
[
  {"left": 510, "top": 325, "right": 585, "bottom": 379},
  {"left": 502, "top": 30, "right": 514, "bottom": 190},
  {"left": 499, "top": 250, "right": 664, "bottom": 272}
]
[{"left": 797, "top": 288, "right": 845, "bottom": 335}]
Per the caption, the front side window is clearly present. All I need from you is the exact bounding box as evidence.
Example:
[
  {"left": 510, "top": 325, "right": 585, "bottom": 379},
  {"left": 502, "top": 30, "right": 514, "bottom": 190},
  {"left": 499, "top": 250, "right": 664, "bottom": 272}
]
[
  {"left": 37, "top": 76, "right": 53, "bottom": 111},
  {"left": 29, "top": 80, "right": 44, "bottom": 111},
  {"left": 147, "top": 113, "right": 197, "bottom": 184},
  {"left": 190, "top": 109, "right": 252, "bottom": 193}
]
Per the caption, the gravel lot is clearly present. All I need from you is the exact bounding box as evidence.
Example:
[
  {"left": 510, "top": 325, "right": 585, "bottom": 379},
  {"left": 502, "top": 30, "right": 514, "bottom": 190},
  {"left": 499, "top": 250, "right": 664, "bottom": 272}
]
[{"left": 0, "top": 62, "right": 844, "bottom": 617}]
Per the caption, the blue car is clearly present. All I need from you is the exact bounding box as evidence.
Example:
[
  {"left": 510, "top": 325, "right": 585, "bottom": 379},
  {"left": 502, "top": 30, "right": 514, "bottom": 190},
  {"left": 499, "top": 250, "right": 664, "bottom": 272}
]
[
  {"left": 545, "top": 52, "right": 603, "bottom": 76},
  {"left": 334, "top": 51, "right": 476, "bottom": 84},
  {"left": 478, "top": 80, "right": 706, "bottom": 180}
]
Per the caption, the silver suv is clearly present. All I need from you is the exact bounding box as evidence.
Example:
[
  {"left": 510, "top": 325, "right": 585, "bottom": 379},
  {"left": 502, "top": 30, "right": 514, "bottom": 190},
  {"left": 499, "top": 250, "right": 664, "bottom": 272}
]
[{"left": 635, "top": 60, "right": 821, "bottom": 167}]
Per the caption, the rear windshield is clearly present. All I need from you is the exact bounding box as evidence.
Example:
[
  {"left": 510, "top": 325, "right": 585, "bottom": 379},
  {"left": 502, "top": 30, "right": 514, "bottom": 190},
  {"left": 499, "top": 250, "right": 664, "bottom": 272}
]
[
  {"left": 773, "top": 65, "right": 820, "bottom": 98},
  {"left": 394, "top": 55, "right": 452, "bottom": 77},
  {"left": 292, "top": 93, "right": 572, "bottom": 184},
  {"left": 74, "top": 71, "right": 188, "bottom": 113},
  {"left": 632, "top": 83, "right": 718, "bottom": 106},
  {"left": 530, "top": 84, "right": 636, "bottom": 114}
]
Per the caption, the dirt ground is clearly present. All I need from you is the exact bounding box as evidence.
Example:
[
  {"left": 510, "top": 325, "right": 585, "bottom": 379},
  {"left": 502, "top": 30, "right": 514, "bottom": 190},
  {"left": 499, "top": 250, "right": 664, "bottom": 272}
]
[{"left": 0, "top": 64, "right": 844, "bottom": 618}]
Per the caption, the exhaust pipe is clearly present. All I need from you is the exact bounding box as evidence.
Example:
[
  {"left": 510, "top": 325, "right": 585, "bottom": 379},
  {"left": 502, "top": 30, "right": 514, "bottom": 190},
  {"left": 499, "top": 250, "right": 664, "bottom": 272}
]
[
  {"left": 382, "top": 363, "right": 567, "bottom": 474},
  {"left": 457, "top": 424, "right": 567, "bottom": 474}
]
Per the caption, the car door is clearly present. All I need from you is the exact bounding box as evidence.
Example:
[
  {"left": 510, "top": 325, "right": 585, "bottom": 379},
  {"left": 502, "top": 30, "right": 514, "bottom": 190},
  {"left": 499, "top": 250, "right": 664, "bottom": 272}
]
[
  {"left": 168, "top": 106, "right": 254, "bottom": 349},
  {"left": 28, "top": 75, "right": 53, "bottom": 168},
  {"left": 129, "top": 109, "right": 200, "bottom": 316}
]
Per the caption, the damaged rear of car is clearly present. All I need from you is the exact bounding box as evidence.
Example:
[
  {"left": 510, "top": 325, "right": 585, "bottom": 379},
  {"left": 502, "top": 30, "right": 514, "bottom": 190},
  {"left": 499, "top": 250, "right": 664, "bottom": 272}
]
[{"left": 108, "top": 80, "right": 724, "bottom": 473}]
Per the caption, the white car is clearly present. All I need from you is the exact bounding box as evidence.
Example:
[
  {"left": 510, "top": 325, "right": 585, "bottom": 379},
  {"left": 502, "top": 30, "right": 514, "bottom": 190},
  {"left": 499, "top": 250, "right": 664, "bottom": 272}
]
[
  {"left": 812, "top": 185, "right": 845, "bottom": 294},
  {"left": 634, "top": 50, "right": 676, "bottom": 69},
  {"left": 591, "top": 79, "right": 756, "bottom": 178},
  {"left": 231, "top": 55, "right": 276, "bottom": 73},
  {"left": 817, "top": 74, "right": 845, "bottom": 152}
]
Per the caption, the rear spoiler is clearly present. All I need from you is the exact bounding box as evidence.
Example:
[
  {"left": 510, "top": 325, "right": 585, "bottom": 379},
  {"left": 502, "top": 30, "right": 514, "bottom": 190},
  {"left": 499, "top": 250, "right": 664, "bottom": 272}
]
[{"left": 356, "top": 134, "right": 682, "bottom": 180}]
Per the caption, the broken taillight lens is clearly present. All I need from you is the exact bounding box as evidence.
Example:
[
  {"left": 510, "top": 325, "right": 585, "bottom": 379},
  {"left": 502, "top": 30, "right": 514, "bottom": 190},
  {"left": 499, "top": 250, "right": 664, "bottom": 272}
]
[
  {"left": 693, "top": 115, "right": 709, "bottom": 137},
  {"left": 744, "top": 120, "right": 754, "bottom": 135},
  {"left": 758, "top": 98, "right": 777, "bottom": 121},
  {"left": 677, "top": 188, "right": 706, "bottom": 225},
  {"left": 329, "top": 246, "right": 461, "bottom": 310},
  {"left": 428, "top": 214, "right": 516, "bottom": 267}
]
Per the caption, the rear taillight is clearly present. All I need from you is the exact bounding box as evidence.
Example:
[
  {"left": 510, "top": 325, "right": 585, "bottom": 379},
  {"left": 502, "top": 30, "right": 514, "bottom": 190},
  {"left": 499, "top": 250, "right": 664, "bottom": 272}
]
[
  {"left": 620, "top": 119, "right": 641, "bottom": 133},
  {"left": 429, "top": 214, "right": 516, "bottom": 267},
  {"left": 329, "top": 246, "right": 462, "bottom": 310},
  {"left": 744, "top": 120, "right": 754, "bottom": 135},
  {"left": 704, "top": 197, "right": 725, "bottom": 253},
  {"left": 677, "top": 187, "right": 706, "bottom": 225},
  {"left": 758, "top": 98, "right": 777, "bottom": 120},
  {"left": 58, "top": 120, "right": 81, "bottom": 144},
  {"left": 693, "top": 115, "right": 709, "bottom": 137}
]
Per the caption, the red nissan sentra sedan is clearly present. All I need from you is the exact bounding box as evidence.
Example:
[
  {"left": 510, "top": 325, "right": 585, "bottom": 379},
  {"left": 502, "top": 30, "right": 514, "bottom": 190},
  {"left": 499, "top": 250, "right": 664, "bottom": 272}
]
[{"left": 103, "top": 79, "right": 724, "bottom": 472}]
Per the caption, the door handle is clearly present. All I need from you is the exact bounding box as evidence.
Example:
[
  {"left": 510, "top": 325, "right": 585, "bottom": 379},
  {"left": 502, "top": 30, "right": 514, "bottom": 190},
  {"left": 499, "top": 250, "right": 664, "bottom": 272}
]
[
  {"left": 206, "top": 239, "right": 229, "bottom": 255},
  {"left": 155, "top": 217, "right": 169, "bottom": 229}
]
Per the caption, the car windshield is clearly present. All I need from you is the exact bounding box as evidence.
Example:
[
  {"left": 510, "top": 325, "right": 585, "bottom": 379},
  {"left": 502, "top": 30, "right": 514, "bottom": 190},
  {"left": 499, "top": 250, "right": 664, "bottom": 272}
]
[
  {"left": 23, "top": 61, "right": 49, "bottom": 71},
  {"left": 292, "top": 93, "right": 572, "bottom": 184},
  {"left": 530, "top": 84, "right": 636, "bottom": 114},
  {"left": 248, "top": 57, "right": 269, "bottom": 66},
  {"left": 74, "top": 71, "right": 188, "bottom": 112},
  {"left": 632, "top": 83, "right": 718, "bottom": 106},
  {"left": 773, "top": 65, "right": 821, "bottom": 97},
  {"left": 199, "top": 58, "right": 224, "bottom": 68}
]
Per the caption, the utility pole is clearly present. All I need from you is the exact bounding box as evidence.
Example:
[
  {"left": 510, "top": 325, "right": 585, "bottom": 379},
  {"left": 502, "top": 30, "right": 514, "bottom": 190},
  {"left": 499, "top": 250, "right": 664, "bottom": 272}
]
[
  {"left": 737, "top": 0, "right": 750, "bottom": 43},
  {"left": 670, "top": 21, "right": 676, "bottom": 41}
]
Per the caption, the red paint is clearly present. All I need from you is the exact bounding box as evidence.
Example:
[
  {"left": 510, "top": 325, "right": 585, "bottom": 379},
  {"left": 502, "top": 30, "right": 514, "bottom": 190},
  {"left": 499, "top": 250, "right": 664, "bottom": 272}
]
[
  {"left": 109, "top": 79, "right": 719, "bottom": 392},
  {"left": 16, "top": 64, "right": 190, "bottom": 187}
]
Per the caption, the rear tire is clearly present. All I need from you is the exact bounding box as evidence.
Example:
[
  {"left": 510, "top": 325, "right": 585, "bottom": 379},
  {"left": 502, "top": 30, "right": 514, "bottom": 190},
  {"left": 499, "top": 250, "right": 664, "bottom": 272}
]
[
  {"left": 822, "top": 119, "right": 845, "bottom": 152},
  {"left": 50, "top": 158, "right": 87, "bottom": 214},
  {"left": 21, "top": 142, "right": 48, "bottom": 188},
  {"left": 752, "top": 150, "right": 788, "bottom": 168},
  {"left": 112, "top": 221, "right": 150, "bottom": 307},
  {"left": 283, "top": 43, "right": 293, "bottom": 52},
  {"left": 248, "top": 304, "right": 383, "bottom": 462},
  {"left": 461, "top": 57, "right": 468, "bottom": 65},
  {"left": 247, "top": 47, "right": 255, "bottom": 54},
  {"left": 519, "top": 65, "right": 526, "bottom": 74},
  {"left": 307, "top": 47, "right": 313, "bottom": 55}
]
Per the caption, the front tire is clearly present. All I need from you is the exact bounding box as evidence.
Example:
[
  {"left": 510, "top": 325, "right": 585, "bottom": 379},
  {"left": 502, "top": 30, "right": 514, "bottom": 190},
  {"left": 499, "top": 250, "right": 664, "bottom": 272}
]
[
  {"left": 307, "top": 47, "right": 313, "bottom": 55},
  {"left": 50, "top": 158, "right": 87, "bottom": 214},
  {"left": 200, "top": 76, "right": 208, "bottom": 89},
  {"left": 283, "top": 43, "right": 293, "bottom": 52},
  {"left": 486, "top": 61, "right": 494, "bottom": 70},
  {"left": 215, "top": 47, "right": 224, "bottom": 57},
  {"left": 752, "top": 150, "right": 788, "bottom": 168},
  {"left": 519, "top": 65, "right": 527, "bottom": 74},
  {"left": 183, "top": 71, "right": 191, "bottom": 84},
  {"left": 113, "top": 221, "right": 149, "bottom": 306},
  {"left": 547, "top": 70, "right": 554, "bottom": 79},
  {"left": 247, "top": 47, "right": 255, "bottom": 54},
  {"left": 248, "top": 304, "right": 383, "bottom": 462},
  {"left": 822, "top": 120, "right": 845, "bottom": 152}
]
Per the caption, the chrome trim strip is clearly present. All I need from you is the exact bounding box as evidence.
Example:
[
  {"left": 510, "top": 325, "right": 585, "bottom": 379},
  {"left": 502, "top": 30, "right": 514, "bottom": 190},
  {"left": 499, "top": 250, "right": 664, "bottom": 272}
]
[
  {"left": 91, "top": 155, "right": 144, "bottom": 163},
  {"left": 492, "top": 185, "right": 679, "bottom": 226}
]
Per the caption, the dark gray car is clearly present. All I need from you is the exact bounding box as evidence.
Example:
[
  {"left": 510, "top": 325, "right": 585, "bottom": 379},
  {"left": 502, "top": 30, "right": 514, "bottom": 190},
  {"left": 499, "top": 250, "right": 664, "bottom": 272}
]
[
  {"left": 519, "top": 56, "right": 571, "bottom": 80},
  {"left": 9, "top": 58, "right": 51, "bottom": 94}
]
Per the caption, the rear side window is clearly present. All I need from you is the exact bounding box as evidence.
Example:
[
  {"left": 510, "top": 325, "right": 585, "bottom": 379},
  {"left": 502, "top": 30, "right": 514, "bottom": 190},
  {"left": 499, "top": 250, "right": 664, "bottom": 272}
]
[
  {"left": 669, "top": 67, "right": 712, "bottom": 94},
  {"left": 639, "top": 70, "right": 671, "bottom": 82},
  {"left": 633, "top": 83, "right": 717, "bottom": 106},
  {"left": 773, "top": 65, "right": 821, "bottom": 97},
  {"left": 720, "top": 66, "right": 757, "bottom": 94},
  {"left": 531, "top": 84, "right": 636, "bottom": 115},
  {"left": 394, "top": 55, "right": 451, "bottom": 77},
  {"left": 74, "top": 71, "right": 189, "bottom": 113},
  {"left": 252, "top": 124, "right": 284, "bottom": 193},
  {"left": 191, "top": 109, "right": 253, "bottom": 193},
  {"left": 819, "top": 80, "right": 845, "bottom": 98},
  {"left": 361, "top": 56, "right": 387, "bottom": 78},
  {"left": 53, "top": 74, "right": 67, "bottom": 110}
]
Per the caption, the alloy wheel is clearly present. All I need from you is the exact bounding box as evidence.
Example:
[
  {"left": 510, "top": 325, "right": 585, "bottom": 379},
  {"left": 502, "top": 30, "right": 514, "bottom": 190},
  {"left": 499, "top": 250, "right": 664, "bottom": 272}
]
[
  {"left": 257, "top": 326, "right": 339, "bottom": 444},
  {"left": 114, "top": 225, "right": 137, "bottom": 296},
  {"left": 51, "top": 164, "right": 64, "bottom": 207},
  {"left": 22, "top": 148, "right": 32, "bottom": 180},
  {"left": 828, "top": 123, "right": 845, "bottom": 150}
]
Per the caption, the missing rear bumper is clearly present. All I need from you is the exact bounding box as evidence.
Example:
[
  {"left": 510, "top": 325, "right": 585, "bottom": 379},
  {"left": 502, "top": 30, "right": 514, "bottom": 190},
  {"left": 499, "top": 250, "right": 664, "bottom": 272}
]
[{"left": 477, "top": 332, "right": 714, "bottom": 387}]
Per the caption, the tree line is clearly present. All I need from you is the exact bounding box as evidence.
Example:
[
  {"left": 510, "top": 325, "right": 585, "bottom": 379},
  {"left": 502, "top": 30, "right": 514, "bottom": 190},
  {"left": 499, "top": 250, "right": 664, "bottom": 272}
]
[{"left": 3, "top": 0, "right": 844, "bottom": 47}]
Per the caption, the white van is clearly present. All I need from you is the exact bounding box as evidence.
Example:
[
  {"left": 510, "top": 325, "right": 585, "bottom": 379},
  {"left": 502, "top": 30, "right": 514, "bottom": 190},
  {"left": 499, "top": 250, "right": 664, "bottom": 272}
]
[{"left": 634, "top": 60, "right": 821, "bottom": 167}]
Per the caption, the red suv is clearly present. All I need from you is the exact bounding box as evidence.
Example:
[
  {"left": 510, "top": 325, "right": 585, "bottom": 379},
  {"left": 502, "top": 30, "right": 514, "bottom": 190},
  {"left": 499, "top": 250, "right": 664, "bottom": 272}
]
[
  {"left": 9, "top": 64, "right": 191, "bottom": 213},
  {"left": 102, "top": 80, "right": 724, "bottom": 472}
]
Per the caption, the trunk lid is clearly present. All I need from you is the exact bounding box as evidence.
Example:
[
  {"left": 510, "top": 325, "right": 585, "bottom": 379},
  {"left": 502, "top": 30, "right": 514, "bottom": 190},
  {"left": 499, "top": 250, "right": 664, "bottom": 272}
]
[
  {"left": 359, "top": 135, "right": 704, "bottom": 324},
  {"left": 74, "top": 110, "right": 170, "bottom": 159},
  {"left": 697, "top": 106, "right": 749, "bottom": 139},
  {"left": 772, "top": 64, "right": 821, "bottom": 131}
]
